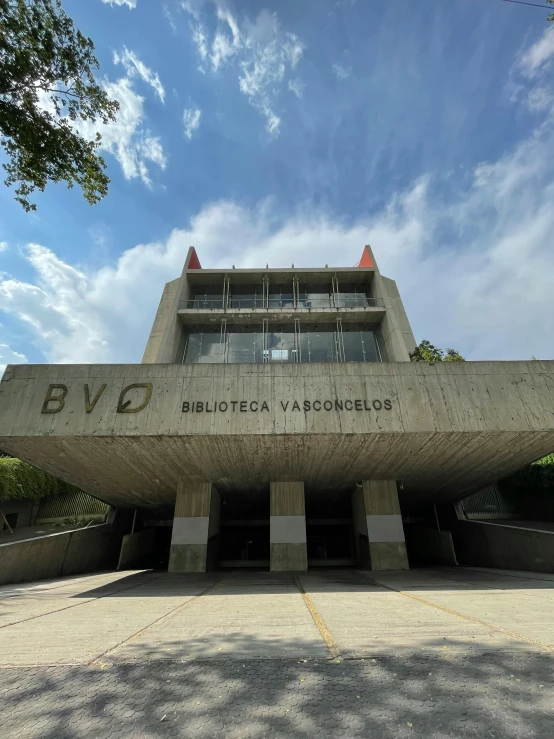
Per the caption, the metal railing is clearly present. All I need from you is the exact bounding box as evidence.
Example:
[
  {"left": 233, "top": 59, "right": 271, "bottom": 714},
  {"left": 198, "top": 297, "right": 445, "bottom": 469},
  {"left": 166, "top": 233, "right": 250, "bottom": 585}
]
[
  {"left": 461, "top": 484, "right": 520, "bottom": 519},
  {"left": 185, "top": 296, "right": 384, "bottom": 310},
  {"left": 35, "top": 491, "right": 110, "bottom": 523}
]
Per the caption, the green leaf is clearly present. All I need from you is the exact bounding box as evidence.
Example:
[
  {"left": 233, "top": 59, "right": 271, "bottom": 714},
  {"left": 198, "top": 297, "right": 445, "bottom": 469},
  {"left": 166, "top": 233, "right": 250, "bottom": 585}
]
[{"left": 0, "top": 0, "right": 120, "bottom": 210}]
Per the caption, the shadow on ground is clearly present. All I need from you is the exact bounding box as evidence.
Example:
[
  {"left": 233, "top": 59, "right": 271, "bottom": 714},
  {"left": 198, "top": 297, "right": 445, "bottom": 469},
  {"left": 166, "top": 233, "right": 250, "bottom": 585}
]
[
  {"left": 70, "top": 567, "right": 554, "bottom": 600},
  {"left": 1, "top": 635, "right": 552, "bottom": 739}
]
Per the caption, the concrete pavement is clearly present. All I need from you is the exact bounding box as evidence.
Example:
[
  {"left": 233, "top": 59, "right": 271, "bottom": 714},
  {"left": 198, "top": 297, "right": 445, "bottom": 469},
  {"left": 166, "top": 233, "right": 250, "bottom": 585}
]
[{"left": 0, "top": 567, "right": 552, "bottom": 737}]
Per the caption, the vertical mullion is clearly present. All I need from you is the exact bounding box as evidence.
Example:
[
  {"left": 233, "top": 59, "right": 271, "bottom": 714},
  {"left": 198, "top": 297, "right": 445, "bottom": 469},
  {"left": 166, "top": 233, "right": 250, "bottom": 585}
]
[{"left": 220, "top": 319, "right": 227, "bottom": 363}]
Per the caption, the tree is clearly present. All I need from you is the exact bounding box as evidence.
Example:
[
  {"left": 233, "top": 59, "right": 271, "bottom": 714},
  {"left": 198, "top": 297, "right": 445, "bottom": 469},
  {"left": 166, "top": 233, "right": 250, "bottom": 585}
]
[
  {"left": 0, "top": 0, "right": 119, "bottom": 211},
  {"left": 548, "top": 0, "right": 554, "bottom": 23},
  {"left": 409, "top": 339, "right": 465, "bottom": 362}
]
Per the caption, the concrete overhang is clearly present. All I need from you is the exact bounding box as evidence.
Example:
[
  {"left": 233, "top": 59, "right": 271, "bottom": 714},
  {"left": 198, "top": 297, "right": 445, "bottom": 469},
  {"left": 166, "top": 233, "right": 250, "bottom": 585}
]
[{"left": 0, "top": 361, "right": 553, "bottom": 510}]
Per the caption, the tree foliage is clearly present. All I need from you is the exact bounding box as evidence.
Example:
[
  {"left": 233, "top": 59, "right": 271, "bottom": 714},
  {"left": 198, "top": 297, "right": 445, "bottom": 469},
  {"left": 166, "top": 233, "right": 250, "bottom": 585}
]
[
  {"left": 0, "top": 456, "right": 79, "bottom": 501},
  {"left": 0, "top": 0, "right": 119, "bottom": 211},
  {"left": 409, "top": 339, "right": 465, "bottom": 363},
  {"left": 548, "top": 0, "right": 554, "bottom": 23},
  {"left": 499, "top": 453, "right": 554, "bottom": 519}
]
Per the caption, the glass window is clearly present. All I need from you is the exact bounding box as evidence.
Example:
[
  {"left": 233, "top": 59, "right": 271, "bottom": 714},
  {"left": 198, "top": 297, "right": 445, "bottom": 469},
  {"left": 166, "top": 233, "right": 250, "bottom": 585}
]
[
  {"left": 360, "top": 331, "right": 379, "bottom": 362},
  {"left": 268, "top": 328, "right": 297, "bottom": 362},
  {"left": 334, "top": 293, "right": 368, "bottom": 308},
  {"left": 188, "top": 293, "right": 224, "bottom": 309},
  {"left": 342, "top": 331, "right": 365, "bottom": 362},
  {"left": 227, "top": 332, "right": 257, "bottom": 363},
  {"left": 183, "top": 333, "right": 223, "bottom": 363},
  {"left": 298, "top": 328, "right": 337, "bottom": 362},
  {"left": 341, "top": 329, "right": 379, "bottom": 362},
  {"left": 298, "top": 292, "right": 331, "bottom": 308}
]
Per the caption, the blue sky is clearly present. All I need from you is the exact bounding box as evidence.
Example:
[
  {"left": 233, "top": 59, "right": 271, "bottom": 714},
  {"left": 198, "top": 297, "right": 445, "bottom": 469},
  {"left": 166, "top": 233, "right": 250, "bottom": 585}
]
[{"left": 1, "top": 0, "right": 554, "bottom": 372}]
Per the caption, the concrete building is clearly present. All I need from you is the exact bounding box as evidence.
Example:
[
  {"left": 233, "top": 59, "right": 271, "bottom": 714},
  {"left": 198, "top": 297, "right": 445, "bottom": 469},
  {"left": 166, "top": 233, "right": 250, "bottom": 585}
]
[{"left": 1, "top": 245, "right": 553, "bottom": 573}]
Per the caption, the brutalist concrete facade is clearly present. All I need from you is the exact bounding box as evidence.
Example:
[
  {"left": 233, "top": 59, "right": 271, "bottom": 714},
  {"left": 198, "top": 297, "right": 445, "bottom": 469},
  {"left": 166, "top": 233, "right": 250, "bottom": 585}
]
[{"left": 1, "top": 246, "right": 553, "bottom": 572}]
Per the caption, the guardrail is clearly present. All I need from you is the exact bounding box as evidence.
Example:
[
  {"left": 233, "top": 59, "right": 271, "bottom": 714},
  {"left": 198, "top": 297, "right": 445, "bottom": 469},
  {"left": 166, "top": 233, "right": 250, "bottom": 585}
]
[{"left": 184, "top": 297, "right": 385, "bottom": 310}]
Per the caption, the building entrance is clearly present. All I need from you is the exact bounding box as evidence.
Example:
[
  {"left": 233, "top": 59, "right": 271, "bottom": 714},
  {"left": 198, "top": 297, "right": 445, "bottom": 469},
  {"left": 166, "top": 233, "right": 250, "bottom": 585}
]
[
  {"left": 218, "top": 485, "right": 270, "bottom": 568},
  {"left": 305, "top": 489, "right": 356, "bottom": 567}
]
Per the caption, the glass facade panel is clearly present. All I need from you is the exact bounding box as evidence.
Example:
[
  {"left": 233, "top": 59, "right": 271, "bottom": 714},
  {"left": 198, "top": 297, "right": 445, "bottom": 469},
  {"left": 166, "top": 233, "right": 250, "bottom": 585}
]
[
  {"left": 298, "top": 292, "right": 331, "bottom": 308},
  {"left": 267, "top": 293, "right": 294, "bottom": 309},
  {"left": 181, "top": 323, "right": 380, "bottom": 364},
  {"left": 304, "top": 328, "right": 337, "bottom": 363},
  {"left": 183, "top": 332, "right": 223, "bottom": 363},
  {"left": 360, "top": 331, "right": 379, "bottom": 362},
  {"left": 342, "top": 331, "right": 365, "bottom": 362},
  {"left": 227, "top": 332, "right": 258, "bottom": 363},
  {"left": 341, "top": 329, "right": 379, "bottom": 362},
  {"left": 334, "top": 293, "right": 369, "bottom": 308},
  {"left": 188, "top": 294, "right": 225, "bottom": 309},
  {"left": 228, "top": 295, "right": 265, "bottom": 309},
  {"left": 268, "top": 328, "right": 297, "bottom": 363}
]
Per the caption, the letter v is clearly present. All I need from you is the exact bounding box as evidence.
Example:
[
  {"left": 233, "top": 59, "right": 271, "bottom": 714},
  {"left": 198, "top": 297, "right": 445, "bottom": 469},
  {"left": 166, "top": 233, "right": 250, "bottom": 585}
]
[{"left": 84, "top": 384, "right": 107, "bottom": 413}]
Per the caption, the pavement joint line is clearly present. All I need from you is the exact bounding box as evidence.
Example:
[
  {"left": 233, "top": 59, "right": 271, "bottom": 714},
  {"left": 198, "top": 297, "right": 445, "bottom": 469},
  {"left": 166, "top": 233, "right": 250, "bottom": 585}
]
[
  {"left": 363, "top": 573, "right": 554, "bottom": 653},
  {"left": 88, "top": 576, "right": 224, "bottom": 666},
  {"left": 293, "top": 575, "right": 340, "bottom": 660},
  {"left": 0, "top": 572, "right": 166, "bottom": 631}
]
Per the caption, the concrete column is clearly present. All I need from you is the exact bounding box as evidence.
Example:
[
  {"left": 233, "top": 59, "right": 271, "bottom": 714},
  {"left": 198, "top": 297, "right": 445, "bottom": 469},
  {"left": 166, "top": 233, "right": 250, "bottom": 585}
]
[
  {"left": 352, "top": 480, "right": 408, "bottom": 570},
  {"left": 270, "top": 481, "right": 307, "bottom": 572},
  {"left": 168, "top": 482, "right": 220, "bottom": 573}
]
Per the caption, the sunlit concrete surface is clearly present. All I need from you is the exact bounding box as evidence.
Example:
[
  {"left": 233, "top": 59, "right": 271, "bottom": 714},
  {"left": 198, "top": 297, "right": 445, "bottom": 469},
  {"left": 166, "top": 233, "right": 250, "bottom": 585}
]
[
  {"left": 0, "top": 568, "right": 553, "bottom": 666},
  {"left": 1, "top": 568, "right": 553, "bottom": 739}
]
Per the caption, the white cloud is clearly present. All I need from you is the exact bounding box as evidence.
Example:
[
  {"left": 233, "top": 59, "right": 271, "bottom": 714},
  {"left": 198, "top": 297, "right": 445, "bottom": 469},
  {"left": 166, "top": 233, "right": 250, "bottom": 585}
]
[
  {"left": 184, "top": 3, "right": 305, "bottom": 136},
  {"left": 113, "top": 48, "right": 165, "bottom": 103},
  {"left": 77, "top": 76, "right": 166, "bottom": 187},
  {"left": 288, "top": 78, "right": 304, "bottom": 99},
  {"left": 101, "top": 0, "right": 137, "bottom": 7},
  {"left": 37, "top": 47, "right": 166, "bottom": 187},
  {"left": 527, "top": 86, "right": 553, "bottom": 112},
  {"left": 518, "top": 30, "right": 554, "bottom": 78},
  {"left": 2, "top": 29, "right": 554, "bottom": 364},
  {"left": 332, "top": 63, "right": 352, "bottom": 81},
  {"left": 183, "top": 108, "right": 202, "bottom": 139},
  {"left": 2, "top": 107, "right": 554, "bottom": 365},
  {"left": 0, "top": 344, "right": 28, "bottom": 378},
  {"left": 0, "top": 241, "right": 7, "bottom": 252},
  {"left": 191, "top": 22, "right": 209, "bottom": 65}
]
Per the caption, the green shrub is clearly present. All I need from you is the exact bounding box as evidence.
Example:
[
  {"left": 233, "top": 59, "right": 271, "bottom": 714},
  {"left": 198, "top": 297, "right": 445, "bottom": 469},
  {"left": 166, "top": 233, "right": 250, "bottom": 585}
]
[{"left": 0, "top": 458, "right": 80, "bottom": 501}]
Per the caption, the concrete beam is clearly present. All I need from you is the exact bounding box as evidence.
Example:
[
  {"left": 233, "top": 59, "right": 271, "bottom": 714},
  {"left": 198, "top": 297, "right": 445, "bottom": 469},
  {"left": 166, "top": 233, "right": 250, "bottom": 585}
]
[{"left": 1, "top": 361, "right": 554, "bottom": 508}]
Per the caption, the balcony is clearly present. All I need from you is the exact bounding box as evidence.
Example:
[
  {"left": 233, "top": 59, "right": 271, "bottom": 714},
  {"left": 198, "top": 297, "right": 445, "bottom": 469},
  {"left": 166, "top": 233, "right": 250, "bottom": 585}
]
[
  {"left": 181, "top": 294, "right": 384, "bottom": 313},
  {"left": 178, "top": 294, "right": 386, "bottom": 326}
]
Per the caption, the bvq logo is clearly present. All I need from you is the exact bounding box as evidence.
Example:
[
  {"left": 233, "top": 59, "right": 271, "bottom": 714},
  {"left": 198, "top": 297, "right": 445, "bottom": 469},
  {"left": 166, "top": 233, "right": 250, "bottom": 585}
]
[{"left": 40, "top": 383, "right": 153, "bottom": 415}]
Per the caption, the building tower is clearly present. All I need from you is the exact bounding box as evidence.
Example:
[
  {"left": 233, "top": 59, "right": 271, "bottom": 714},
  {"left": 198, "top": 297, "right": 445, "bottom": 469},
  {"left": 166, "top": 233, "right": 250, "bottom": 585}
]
[{"left": 142, "top": 245, "right": 416, "bottom": 572}]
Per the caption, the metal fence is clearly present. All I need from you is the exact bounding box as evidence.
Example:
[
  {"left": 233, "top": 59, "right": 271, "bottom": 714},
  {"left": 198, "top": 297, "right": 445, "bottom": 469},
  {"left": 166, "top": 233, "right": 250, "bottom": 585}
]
[
  {"left": 184, "top": 297, "right": 385, "bottom": 310},
  {"left": 36, "top": 491, "right": 109, "bottom": 523},
  {"left": 460, "top": 483, "right": 519, "bottom": 519}
]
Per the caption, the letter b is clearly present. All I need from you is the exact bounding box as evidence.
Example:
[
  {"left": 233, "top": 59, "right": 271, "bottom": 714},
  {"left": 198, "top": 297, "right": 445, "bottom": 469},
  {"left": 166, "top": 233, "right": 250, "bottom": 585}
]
[{"left": 41, "top": 384, "right": 67, "bottom": 414}]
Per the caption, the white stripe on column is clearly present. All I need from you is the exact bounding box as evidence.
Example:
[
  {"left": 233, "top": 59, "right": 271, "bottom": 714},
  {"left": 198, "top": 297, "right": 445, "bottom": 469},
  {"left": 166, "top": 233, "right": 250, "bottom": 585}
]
[
  {"left": 171, "top": 517, "right": 210, "bottom": 545},
  {"left": 366, "top": 514, "right": 405, "bottom": 543},
  {"left": 270, "top": 516, "right": 306, "bottom": 544}
]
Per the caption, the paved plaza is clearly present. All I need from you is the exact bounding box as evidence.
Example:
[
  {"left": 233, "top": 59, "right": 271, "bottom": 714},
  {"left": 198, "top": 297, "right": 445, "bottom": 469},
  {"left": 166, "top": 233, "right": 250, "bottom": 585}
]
[{"left": 0, "top": 567, "right": 552, "bottom": 737}]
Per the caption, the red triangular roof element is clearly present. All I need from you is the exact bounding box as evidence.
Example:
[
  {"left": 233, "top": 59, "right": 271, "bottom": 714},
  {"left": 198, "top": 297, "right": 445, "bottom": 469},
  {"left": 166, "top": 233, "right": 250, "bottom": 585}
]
[
  {"left": 359, "top": 245, "right": 374, "bottom": 268},
  {"left": 187, "top": 247, "right": 202, "bottom": 269}
]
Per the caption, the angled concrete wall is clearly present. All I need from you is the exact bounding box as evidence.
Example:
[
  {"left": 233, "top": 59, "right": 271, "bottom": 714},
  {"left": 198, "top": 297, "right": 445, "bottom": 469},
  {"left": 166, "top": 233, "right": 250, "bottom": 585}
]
[
  {"left": 452, "top": 520, "right": 554, "bottom": 574},
  {"left": 0, "top": 524, "right": 114, "bottom": 585}
]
